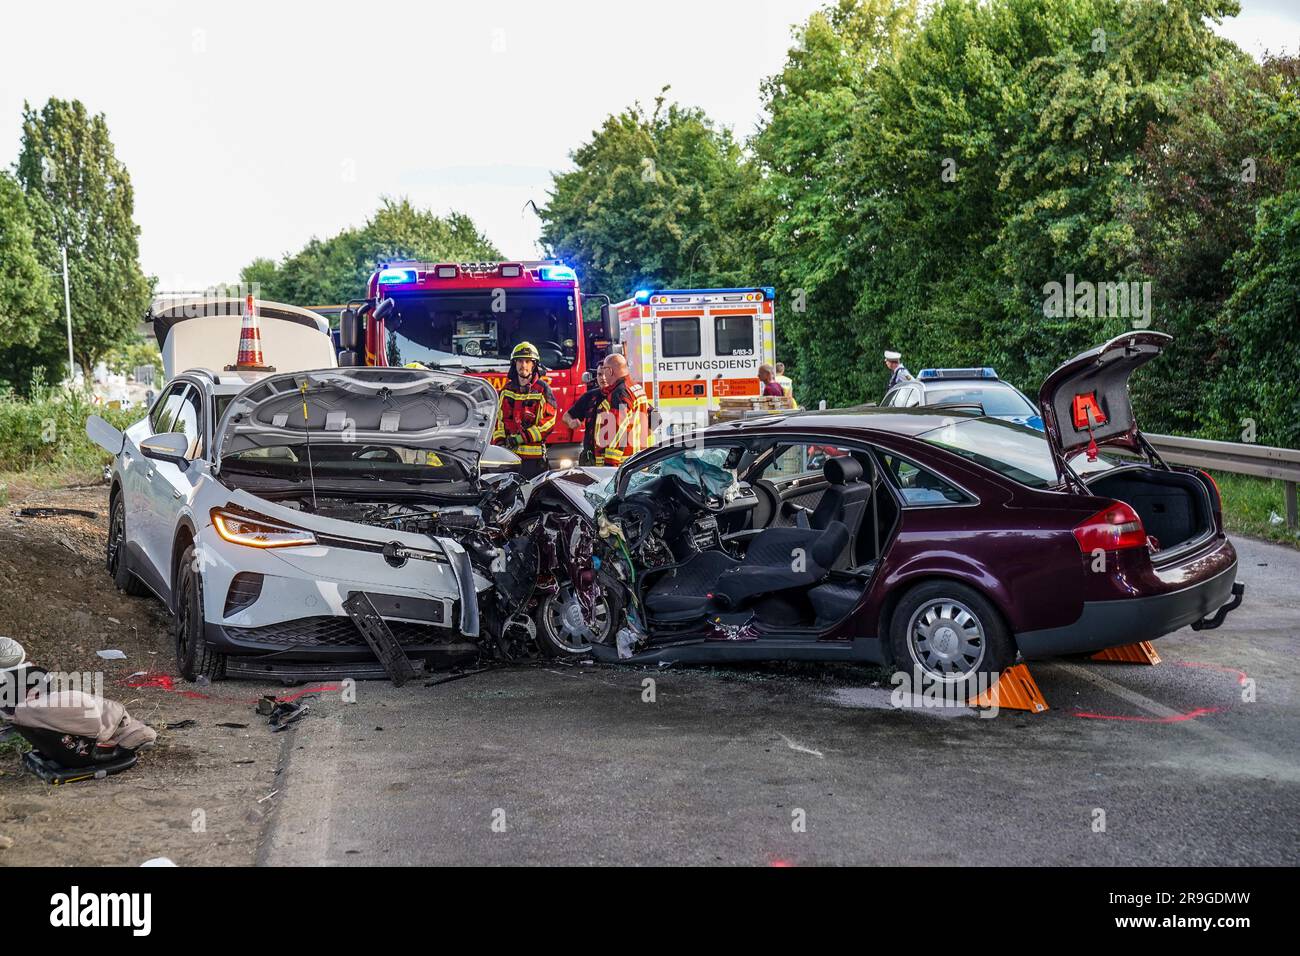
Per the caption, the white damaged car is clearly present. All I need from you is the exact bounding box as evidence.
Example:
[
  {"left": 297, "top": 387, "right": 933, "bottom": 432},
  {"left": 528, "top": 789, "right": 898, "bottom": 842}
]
[{"left": 89, "top": 365, "right": 534, "bottom": 681}]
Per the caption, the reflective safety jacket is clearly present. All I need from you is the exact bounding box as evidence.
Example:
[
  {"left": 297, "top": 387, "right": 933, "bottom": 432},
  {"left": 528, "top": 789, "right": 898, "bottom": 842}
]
[
  {"left": 492, "top": 374, "right": 557, "bottom": 460},
  {"left": 594, "top": 376, "right": 652, "bottom": 467}
]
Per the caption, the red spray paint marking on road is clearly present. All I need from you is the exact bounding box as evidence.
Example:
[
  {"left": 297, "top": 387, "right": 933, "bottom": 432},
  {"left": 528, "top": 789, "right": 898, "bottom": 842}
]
[
  {"left": 121, "top": 672, "right": 340, "bottom": 704},
  {"left": 1072, "top": 706, "right": 1223, "bottom": 724},
  {"left": 1174, "top": 661, "right": 1250, "bottom": 685},
  {"left": 1069, "top": 659, "right": 1249, "bottom": 722}
]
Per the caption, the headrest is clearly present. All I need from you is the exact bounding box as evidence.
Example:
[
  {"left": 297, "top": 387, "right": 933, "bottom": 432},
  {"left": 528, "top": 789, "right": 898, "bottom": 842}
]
[{"left": 824, "top": 455, "right": 864, "bottom": 486}]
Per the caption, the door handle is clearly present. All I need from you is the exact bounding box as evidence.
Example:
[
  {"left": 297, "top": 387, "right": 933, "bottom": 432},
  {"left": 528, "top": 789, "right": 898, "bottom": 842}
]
[
  {"left": 145, "top": 468, "right": 155, "bottom": 480},
  {"left": 172, "top": 489, "right": 182, "bottom": 500}
]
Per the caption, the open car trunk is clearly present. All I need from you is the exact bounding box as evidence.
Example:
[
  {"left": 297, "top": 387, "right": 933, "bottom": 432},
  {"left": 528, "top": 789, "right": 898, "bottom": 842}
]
[{"left": 1085, "top": 465, "right": 1216, "bottom": 556}]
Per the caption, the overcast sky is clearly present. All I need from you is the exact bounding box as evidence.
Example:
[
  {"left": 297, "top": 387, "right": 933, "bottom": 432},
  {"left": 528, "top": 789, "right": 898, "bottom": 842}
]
[{"left": 2, "top": 0, "right": 1296, "bottom": 293}]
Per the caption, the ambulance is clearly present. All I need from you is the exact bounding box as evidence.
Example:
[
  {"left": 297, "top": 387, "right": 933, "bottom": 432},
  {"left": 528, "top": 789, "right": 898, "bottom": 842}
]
[{"left": 611, "top": 287, "right": 777, "bottom": 438}]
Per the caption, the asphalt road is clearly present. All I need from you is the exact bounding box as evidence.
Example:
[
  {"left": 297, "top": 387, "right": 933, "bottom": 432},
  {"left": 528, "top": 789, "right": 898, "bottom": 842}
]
[{"left": 260, "top": 535, "right": 1299, "bottom": 866}]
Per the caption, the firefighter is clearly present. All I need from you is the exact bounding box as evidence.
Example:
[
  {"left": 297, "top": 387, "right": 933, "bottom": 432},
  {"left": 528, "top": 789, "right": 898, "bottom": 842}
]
[
  {"left": 563, "top": 363, "right": 610, "bottom": 465},
  {"left": 594, "top": 353, "right": 651, "bottom": 467},
  {"left": 492, "top": 341, "right": 557, "bottom": 479}
]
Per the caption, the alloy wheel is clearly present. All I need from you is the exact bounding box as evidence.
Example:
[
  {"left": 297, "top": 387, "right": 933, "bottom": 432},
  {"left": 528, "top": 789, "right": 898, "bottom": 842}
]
[{"left": 905, "top": 598, "right": 986, "bottom": 680}]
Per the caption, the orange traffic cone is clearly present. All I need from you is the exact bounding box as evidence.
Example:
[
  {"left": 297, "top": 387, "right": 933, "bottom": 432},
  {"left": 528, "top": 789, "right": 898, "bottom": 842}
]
[
  {"left": 1090, "top": 641, "right": 1162, "bottom": 665},
  {"left": 967, "top": 663, "right": 1049, "bottom": 713},
  {"left": 225, "top": 293, "right": 276, "bottom": 372}
]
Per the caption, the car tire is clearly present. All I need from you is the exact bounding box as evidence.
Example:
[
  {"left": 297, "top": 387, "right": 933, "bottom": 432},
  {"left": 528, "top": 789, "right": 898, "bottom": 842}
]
[
  {"left": 174, "top": 544, "right": 226, "bottom": 682},
  {"left": 534, "top": 574, "right": 623, "bottom": 659},
  {"left": 888, "top": 581, "right": 1014, "bottom": 700},
  {"left": 107, "top": 494, "right": 150, "bottom": 597}
]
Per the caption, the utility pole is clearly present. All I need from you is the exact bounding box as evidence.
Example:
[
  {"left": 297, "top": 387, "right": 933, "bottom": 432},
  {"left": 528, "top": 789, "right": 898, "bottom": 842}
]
[{"left": 60, "top": 244, "right": 76, "bottom": 386}]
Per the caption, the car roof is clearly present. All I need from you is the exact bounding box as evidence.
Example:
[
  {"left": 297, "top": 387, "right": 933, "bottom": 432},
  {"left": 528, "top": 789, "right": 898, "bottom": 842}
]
[
  {"left": 917, "top": 378, "right": 1018, "bottom": 391},
  {"left": 170, "top": 368, "right": 275, "bottom": 396},
  {"left": 706, "top": 404, "right": 989, "bottom": 438}
]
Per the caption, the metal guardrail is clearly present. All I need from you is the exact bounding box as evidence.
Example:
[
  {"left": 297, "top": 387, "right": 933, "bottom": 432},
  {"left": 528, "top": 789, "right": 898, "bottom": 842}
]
[{"left": 1146, "top": 434, "right": 1300, "bottom": 530}]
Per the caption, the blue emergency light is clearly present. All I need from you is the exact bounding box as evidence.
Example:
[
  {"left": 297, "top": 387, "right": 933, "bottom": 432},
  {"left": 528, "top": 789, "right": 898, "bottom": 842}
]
[
  {"left": 377, "top": 268, "right": 417, "bottom": 285},
  {"left": 538, "top": 265, "right": 577, "bottom": 282},
  {"left": 918, "top": 367, "right": 999, "bottom": 380},
  {"left": 634, "top": 289, "right": 652, "bottom": 304}
]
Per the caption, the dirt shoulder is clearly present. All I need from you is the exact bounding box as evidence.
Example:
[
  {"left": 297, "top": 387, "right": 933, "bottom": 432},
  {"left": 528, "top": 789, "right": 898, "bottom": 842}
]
[{"left": 0, "top": 481, "right": 306, "bottom": 866}]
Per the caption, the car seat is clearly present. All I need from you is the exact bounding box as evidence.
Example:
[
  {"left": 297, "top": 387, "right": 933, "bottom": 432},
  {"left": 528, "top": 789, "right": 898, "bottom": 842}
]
[
  {"left": 644, "top": 521, "right": 849, "bottom": 623},
  {"left": 794, "top": 455, "right": 875, "bottom": 568}
]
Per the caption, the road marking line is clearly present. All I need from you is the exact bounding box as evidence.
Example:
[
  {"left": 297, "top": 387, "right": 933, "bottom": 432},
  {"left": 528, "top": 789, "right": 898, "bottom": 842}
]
[
  {"left": 1056, "top": 662, "right": 1300, "bottom": 782},
  {"left": 1057, "top": 663, "right": 1184, "bottom": 719},
  {"left": 777, "top": 733, "right": 824, "bottom": 758}
]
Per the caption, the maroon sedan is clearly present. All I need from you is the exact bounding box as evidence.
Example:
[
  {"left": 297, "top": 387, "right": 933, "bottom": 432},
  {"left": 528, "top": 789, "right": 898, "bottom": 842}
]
[{"left": 547, "top": 332, "right": 1242, "bottom": 690}]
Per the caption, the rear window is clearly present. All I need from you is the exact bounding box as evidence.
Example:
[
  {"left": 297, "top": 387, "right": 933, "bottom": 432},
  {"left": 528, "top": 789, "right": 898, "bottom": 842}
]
[
  {"left": 713, "top": 316, "right": 754, "bottom": 356},
  {"left": 925, "top": 385, "right": 1036, "bottom": 418},
  {"left": 916, "top": 419, "right": 1060, "bottom": 489},
  {"left": 661, "top": 318, "right": 700, "bottom": 357}
]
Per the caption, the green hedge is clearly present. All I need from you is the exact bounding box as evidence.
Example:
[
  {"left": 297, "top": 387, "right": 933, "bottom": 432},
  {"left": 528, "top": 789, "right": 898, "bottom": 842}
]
[{"left": 0, "top": 387, "right": 135, "bottom": 473}]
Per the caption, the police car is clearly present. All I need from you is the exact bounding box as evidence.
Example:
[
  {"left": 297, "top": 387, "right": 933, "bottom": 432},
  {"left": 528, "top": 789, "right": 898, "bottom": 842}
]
[{"left": 881, "top": 367, "right": 1043, "bottom": 430}]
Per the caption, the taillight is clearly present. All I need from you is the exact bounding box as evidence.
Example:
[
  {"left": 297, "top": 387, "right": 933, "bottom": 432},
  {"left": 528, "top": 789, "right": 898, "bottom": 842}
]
[{"left": 1073, "top": 501, "right": 1147, "bottom": 552}]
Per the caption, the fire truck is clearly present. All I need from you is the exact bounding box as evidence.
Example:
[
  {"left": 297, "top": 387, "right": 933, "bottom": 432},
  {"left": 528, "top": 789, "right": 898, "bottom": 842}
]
[
  {"left": 339, "top": 260, "right": 617, "bottom": 463},
  {"left": 611, "top": 287, "right": 777, "bottom": 437}
]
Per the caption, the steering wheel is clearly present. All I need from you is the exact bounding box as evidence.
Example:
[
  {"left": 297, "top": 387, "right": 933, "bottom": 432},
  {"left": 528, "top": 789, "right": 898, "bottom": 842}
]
[
  {"left": 670, "top": 473, "right": 726, "bottom": 514},
  {"left": 354, "top": 445, "right": 400, "bottom": 463},
  {"left": 611, "top": 496, "right": 656, "bottom": 551}
]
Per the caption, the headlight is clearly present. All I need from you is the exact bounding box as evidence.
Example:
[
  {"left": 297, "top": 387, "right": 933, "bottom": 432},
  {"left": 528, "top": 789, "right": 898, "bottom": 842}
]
[{"left": 211, "top": 508, "right": 316, "bottom": 548}]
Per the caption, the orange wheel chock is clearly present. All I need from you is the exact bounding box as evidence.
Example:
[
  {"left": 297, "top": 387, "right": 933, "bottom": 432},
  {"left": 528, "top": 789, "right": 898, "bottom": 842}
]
[
  {"left": 967, "top": 663, "right": 1049, "bottom": 713},
  {"left": 1090, "top": 641, "right": 1162, "bottom": 665}
]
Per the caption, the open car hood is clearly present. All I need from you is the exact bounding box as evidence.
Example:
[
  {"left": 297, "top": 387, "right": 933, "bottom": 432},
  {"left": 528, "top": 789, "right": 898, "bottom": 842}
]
[
  {"left": 1038, "top": 331, "right": 1171, "bottom": 464},
  {"left": 214, "top": 367, "right": 498, "bottom": 471}
]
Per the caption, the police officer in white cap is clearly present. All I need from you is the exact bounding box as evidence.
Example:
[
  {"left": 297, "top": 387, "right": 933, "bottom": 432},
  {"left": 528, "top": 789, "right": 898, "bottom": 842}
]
[{"left": 884, "top": 350, "right": 913, "bottom": 389}]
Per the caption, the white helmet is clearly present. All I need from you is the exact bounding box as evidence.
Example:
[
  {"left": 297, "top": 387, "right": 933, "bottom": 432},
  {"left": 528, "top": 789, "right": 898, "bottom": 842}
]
[{"left": 0, "top": 636, "right": 27, "bottom": 672}]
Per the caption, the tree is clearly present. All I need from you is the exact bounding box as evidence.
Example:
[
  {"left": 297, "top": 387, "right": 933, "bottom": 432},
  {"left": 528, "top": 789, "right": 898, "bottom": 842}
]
[
  {"left": 15, "top": 98, "right": 151, "bottom": 381},
  {"left": 1120, "top": 51, "right": 1292, "bottom": 436},
  {"left": 0, "top": 172, "right": 56, "bottom": 351},
  {"left": 752, "top": 0, "right": 919, "bottom": 406},
  {"left": 241, "top": 198, "right": 500, "bottom": 305},
  {"left": 538, "top": 92, "right": 754, "bottom": 298}
]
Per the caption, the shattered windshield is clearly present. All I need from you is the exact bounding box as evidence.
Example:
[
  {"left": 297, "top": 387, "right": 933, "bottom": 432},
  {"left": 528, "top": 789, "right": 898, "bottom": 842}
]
[{"left": 623, "top": 447, "right": 738, "bottom": 498}]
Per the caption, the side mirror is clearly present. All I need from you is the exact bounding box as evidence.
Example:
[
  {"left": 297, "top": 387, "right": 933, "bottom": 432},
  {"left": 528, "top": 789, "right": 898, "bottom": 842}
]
[
  {"left": 140, "top": 431, "right": 191, "bottom": 466},
  {"left": 85, "top": 415, "right": 125, "bottom": 456},
  {"left": 373, "top": 298, "right": 396, "bottom": 321},
  {"left": 339, "top": 308, "right": 361, "bottom": 351},
  {"left": 601, "top": 303, "right": 620, "bottom": 343}
]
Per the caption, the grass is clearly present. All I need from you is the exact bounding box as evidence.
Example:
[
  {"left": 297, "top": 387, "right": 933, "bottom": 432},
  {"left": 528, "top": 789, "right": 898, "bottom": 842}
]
[
  {"left": 0, "top": 384, "right": 129, "bottom": 506},
  {"left": 1210, "top": 470, "right": 1300, "bottom": 549},
  {"left": 0, "top": 728, "right": 32, "bottom": 758}
]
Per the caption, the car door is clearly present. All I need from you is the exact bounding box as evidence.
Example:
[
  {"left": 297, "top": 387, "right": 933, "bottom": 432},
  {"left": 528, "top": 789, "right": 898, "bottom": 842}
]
[
  {"left": 753, "top": 441, "right": 854, "bottom": 526},
  {"left": 120, "top": 382, "right": 186, "bottom": 586},
  {"left": 139, "top": 382, "right": 205, "bottom": 591}
]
